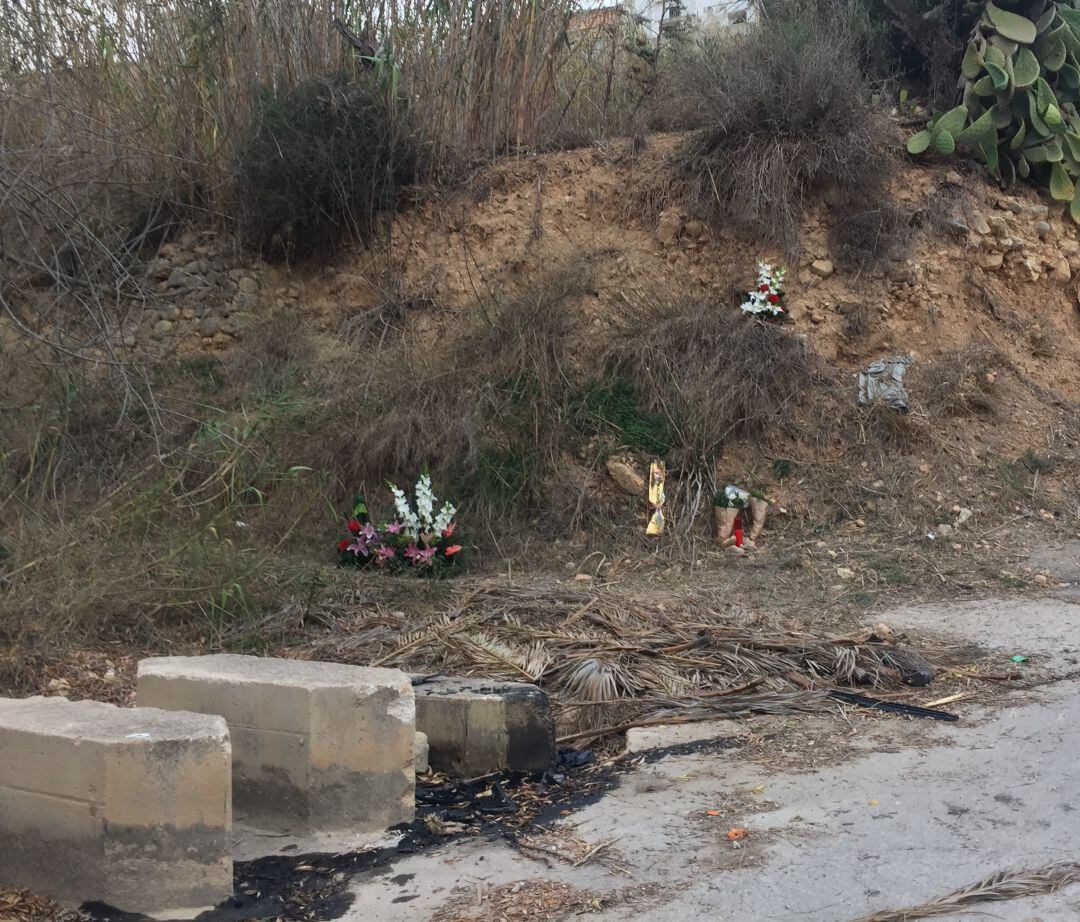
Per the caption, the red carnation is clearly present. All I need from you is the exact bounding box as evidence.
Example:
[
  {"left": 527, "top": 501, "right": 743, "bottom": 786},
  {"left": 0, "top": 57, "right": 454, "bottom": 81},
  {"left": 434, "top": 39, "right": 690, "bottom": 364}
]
[
  {"left": 338, "top": 539, "right": 349, "bottom": 551},
  {"left": 347, "top": 519, "right": 361, "bottom": 534},
  {"left": 758, "top": 283, "right": 770, "bottom": 292},
  {"left": 768, "top": 293, "right": 780, "bottom": 304}
]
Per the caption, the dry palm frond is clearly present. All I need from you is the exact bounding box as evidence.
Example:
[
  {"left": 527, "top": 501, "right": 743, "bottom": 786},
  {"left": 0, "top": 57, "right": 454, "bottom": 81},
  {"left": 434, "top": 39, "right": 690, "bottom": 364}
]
[
  {"left": 850, "top": 860, "right": 1080, "bottom": 922},
  {"left": 299, "top": 578, "right": 945, "bottom": 740}
]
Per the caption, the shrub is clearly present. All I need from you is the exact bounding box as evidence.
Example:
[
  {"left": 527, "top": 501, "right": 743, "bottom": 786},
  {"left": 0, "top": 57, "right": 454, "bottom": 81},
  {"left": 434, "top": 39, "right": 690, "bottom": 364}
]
[
  {"left": 669, "top": 0, "right": 896, "bottom": 251},
  {"left": 233, "top": 75, "right": 419, "bottom": 262},
  {"left": 602, "top": 291, "right": 820, "bottom": 471}
]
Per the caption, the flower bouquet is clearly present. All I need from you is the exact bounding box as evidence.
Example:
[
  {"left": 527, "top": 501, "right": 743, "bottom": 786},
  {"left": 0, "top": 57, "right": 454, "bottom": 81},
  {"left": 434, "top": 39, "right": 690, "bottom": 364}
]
[
  {"left": 746, "top": 488, "right": 771, "bottom": 546},
  {"left": 337, "top": 473, "right": 462, "bottom": 575},
  {"left": 740, "top": 260, "right": 787, "bottom": 322},
  {"left": 712, "top": 484, "right": 749, "bottom": 546}
]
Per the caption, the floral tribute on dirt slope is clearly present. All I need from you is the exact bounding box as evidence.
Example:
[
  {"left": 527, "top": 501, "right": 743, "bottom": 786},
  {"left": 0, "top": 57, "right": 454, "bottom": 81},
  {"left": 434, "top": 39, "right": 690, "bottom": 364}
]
[
  {"left": 740, "top": 260, "right": 787, "bottom": 321},
  {"left": 337, "top": 473, "right": 462, "bottom": 573}
]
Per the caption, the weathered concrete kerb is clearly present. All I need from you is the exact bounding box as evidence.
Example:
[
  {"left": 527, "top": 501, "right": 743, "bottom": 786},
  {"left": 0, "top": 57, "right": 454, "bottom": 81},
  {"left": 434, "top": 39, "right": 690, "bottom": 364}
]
[
  {"left": 0, "top": 695, "right": 232, "bottom": 918},
  {"left": 413, "top": 676, "right": 555, "bottom": 775},
  {"left": 137, "top": 654, "right": 416, "bottom": 833}
]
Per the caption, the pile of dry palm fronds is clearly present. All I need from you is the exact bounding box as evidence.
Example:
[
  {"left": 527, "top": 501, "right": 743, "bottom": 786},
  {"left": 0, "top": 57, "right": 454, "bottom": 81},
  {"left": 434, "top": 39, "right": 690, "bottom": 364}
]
[{"left": 282, "top": 580, "right": 945, "bottom": 740}]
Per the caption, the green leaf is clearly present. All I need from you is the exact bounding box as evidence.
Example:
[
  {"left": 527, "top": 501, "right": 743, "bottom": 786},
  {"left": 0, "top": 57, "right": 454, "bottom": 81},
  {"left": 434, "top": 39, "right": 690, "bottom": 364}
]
[
  {"left": 985, "top": 44, "right": 1008, "bottom": 68},
  {"left": 1013, "top": 47, "right": 1040, "bottom": 88},
  {"left": 962, "top": 41, "right": 983, "bottom": 79},
  {"left": 985, "top": 2, "right": 1037, "bottom": 43},
  {"left": 1045, "top": 37, "right": 1067, "bottom": 70},
  {"left": 985, "top": 60, "right": 1010, "bottom": 90},
  {"left": 1062, "top": 62, "right": 1080, "bottom": 88},
  {"left": 989, "top": 34, "right": 1020, "bottom": 56},
  {"left": 1025, "top": 141, "right": 1050, "bottom": 162},
  {"left": 1011, "top": 120, "right": 1027, "bottom": 149},
  {"left": 973, "top": 75, "right": 997, "bottom": 96},
  {"left": 1047, "top": 138, "right": 1064, "bottom": 160},
  {"left": 1070, "top": 176, "right": 1080, "bottom": 222},
  {"left": 933, "top": 128, "right": 956, "bottom": 154},
  {"left": 1059, "top": 6, "right": 1080, "bottom": 39},
  {"left": 1051, "top": 162, "right": 1076, "bottom": 199},
  {"left": 957, "top": 107, "right": 996, "bottom": 144},
  {"left": 936, "top": 105, "right": 968, "bottom": 137},
  {"left": 1046, "top": 103, "right": 1066, "bottom": 131},
  {"left": 1036, "top": 76, "right": 1056, "bottom": 113},
  {"left": 1036, "top": 4, "right": 1058, "bottom": 35},
  {"left": 979, "top": 136, "right": 1000, "bottom": 170},
  {"left": 1030, "top": 90, "right": 1052, "bottom": 134},
  {"left": 906, "top": 129, "right": 933, "bottom": 154},
  {"left": 1019, "top": 152, "right": 1031, "bottom": 177},
  {"left": 1065, "top": 130, "right": 1080, "bottom": 159}
]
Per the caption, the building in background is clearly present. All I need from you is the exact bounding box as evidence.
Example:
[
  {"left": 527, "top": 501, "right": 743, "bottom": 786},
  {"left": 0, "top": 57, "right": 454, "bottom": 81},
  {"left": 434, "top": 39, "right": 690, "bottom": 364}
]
[{"left": 629, "top": 0, "right": 754, "bottom": 45}]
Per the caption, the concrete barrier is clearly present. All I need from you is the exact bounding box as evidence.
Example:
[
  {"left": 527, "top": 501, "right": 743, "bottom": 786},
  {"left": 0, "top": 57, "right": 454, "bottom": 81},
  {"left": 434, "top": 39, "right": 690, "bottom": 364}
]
[
  {"left": 0, "top": 696, "right": 232, "bottom": 918},
  {"left": 137, "top": 654, "right": 415, "bottom": 833},
  {"left": 413, "top": 676, "right": 555, "bottom": 776}
]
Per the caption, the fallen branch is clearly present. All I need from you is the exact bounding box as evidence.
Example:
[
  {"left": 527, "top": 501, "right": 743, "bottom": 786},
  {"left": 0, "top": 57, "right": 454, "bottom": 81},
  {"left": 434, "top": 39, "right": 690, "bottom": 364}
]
[{"left": 850, "top": 860, "right": 1080, "bottom": 922}]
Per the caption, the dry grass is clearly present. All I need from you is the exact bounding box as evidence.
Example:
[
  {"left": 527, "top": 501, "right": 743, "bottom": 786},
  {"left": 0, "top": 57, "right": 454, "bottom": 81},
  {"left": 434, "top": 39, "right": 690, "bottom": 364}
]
[
  {"left": 915, "top": 344, "right": 1001, "bottom": 417},
  {"left": 281, "top": 579, "right": 954, "bottom": 742},
  {"left": 668, "top": 0, "right": 896, "bottom": 252}
]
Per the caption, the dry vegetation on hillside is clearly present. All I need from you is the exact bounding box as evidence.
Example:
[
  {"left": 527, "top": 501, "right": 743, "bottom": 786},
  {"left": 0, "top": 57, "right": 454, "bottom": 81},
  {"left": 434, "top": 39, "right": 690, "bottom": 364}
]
[{"left": 1, "top": 0, "right": 1078, "bottom": 679}]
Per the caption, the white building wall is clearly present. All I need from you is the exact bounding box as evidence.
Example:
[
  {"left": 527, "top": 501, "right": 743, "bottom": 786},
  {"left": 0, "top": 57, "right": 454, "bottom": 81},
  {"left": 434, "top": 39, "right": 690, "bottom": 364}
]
[{"left": 629, "top": 0, "right": 754, "bottom": 45}]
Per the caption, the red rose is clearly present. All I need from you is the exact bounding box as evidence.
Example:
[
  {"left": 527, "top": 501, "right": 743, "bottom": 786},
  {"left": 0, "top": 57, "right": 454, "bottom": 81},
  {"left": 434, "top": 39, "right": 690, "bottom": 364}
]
[
  {"left": 347, "top": 519, "right": 361, "bottom": 534},
  {"left": 768, "top": 293, "right": 780, "bottom": 304},
  {"left": 338, "top": 539, "right": 349, "bottom": 551},
  {"left": 758, "top": 283, "right": 770, "bottom": 292}
]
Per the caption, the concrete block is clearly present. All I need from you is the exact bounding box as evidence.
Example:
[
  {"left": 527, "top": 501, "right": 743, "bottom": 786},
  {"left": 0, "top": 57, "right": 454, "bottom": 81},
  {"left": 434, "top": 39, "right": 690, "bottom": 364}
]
[
  {"left": 0, "top": 696, "right": 232, "bottom": 918},
  {"left": 414, "top": 731, "right": 429, "bottom": 774},
  {"left": 412, "top": 676, "right": 555, "bottom": 776},
  {"left": 137, "top": 654, "right": 414, "bottom": 833}
]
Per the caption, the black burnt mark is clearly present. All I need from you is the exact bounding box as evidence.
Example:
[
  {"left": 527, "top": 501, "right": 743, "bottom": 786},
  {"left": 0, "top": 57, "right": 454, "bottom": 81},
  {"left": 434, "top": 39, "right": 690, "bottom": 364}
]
[{"left": 82, "top": 736, "right": 740, "bottom": 922}]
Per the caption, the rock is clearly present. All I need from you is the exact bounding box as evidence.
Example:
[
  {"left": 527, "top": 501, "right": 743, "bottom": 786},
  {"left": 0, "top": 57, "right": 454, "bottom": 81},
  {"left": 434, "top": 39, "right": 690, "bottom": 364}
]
[
  {"left": 185, "top": 258, "right": 211, "bottom": 275},
  {"left": 198, "top": 316, "right": 221, "bottom": 337},
  {"left": 1028, "top": 203, "right": 1050, "bottom": 220},
  {"left": 152, "top": 319, "right": 174, "bottom": 337},
  {"left": 968, "top": 210, "right": 991, "bottom": 235},
  {"left": 998, "top": 197, "right": 1023, "bottom": 214},
  {"left": 810, "top": 259, "right": 834, "bottom": 279},
  {"left": 237, "top": 275, "right": 258, "bottom": 294},
  {"left": 1051, "top": 258, "right": 1071, "bottom": 283},
  {"left": 166, "top": 268, "right": 192, "bottom": 289},
  {"left": 414, "top": 731, "right": 429, "bottom": 774},
  {"left": 606, "top": 458, "right": 646, "bottom": 496},
  {"left": 1034, "top": 573, "right": 1049, "bottom": 586},
  {"left": 836, "top": 567, "right": 855, "bottom": 581},
  {"left": 656, "top": 209, "right": 684, "bottom": 246},
  {"left": 1035, "top": 220, "right": 1052, "bottom": 239},
  {"left": 683, "top": 219, "right": 709, "bottom": 242},
  {"left": 810, "top": 311, "right": 825, "bottom": 324},
  {"left": 987, "top": 215, "right": 1010, "bottom": 236},
  {"left": 232, "top": 291, "right": 257, "bottom": 311},
  {"left": 983, "top": 252, "right": 1004, "bottom": 270},
  {"left": 181, "top": 307, "right": 196, "bottom": 320},
  {"left": 936, "top": 523, "right": 953, "bottom": 537},
  {"left": 121, "top": 334, "right": 136, "bottom": 348},
  {"left": 957, "top": 507, "right": 973, "bottom": 525},
  {"left": 162, "top": 305, "right": 181, "bottom": 322},
  {"left": 918, "top": 463, "right": 932, "bottom": 474},
  {"left": 944, "top": 170, "right": 963, "bottom": 186}
]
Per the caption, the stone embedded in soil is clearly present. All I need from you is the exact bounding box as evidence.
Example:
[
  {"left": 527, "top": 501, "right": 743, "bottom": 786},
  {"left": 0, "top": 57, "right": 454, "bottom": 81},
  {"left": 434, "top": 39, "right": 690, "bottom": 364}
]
[
  {"left": 810, "top": 259, "right": 834, "bottom": 279},
  {"left": 983, "top": 253, "right": 1004, "bottom": 270},
  {"left": 1051, "top": 259, "right": 1071, "bottom": 283},
  {"left": 606, "top": 458, "right": 646, "bottom": 496},
  {"left": 1036, "top": 221, "right": 1052, "bottom": 239},
  {"left": 153, "top": 319, "right": 174, "bottom": 336}
]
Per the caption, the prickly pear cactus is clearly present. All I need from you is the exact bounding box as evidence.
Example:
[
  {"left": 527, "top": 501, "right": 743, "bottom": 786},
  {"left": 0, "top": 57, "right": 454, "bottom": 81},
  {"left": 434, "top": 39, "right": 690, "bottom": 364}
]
[{"left": 907, "top": 0, "right": 1080, "bottom": 223}]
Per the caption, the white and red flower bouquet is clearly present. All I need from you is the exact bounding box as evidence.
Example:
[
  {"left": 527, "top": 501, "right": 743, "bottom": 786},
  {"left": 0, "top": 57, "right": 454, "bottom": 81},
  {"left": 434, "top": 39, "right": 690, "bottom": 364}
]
[
  {"left": 337, "top": 473, "right": 462, "bottom": 575},
  {"left": 740, "top": 260, "right": 787, "bottom": 321}
]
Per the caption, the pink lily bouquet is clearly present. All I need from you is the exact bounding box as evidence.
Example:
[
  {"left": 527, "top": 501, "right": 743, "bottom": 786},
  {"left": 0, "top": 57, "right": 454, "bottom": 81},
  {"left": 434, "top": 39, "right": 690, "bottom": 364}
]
[{"left": 337, "top": 473, "right": 462, "bottom": 574}]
